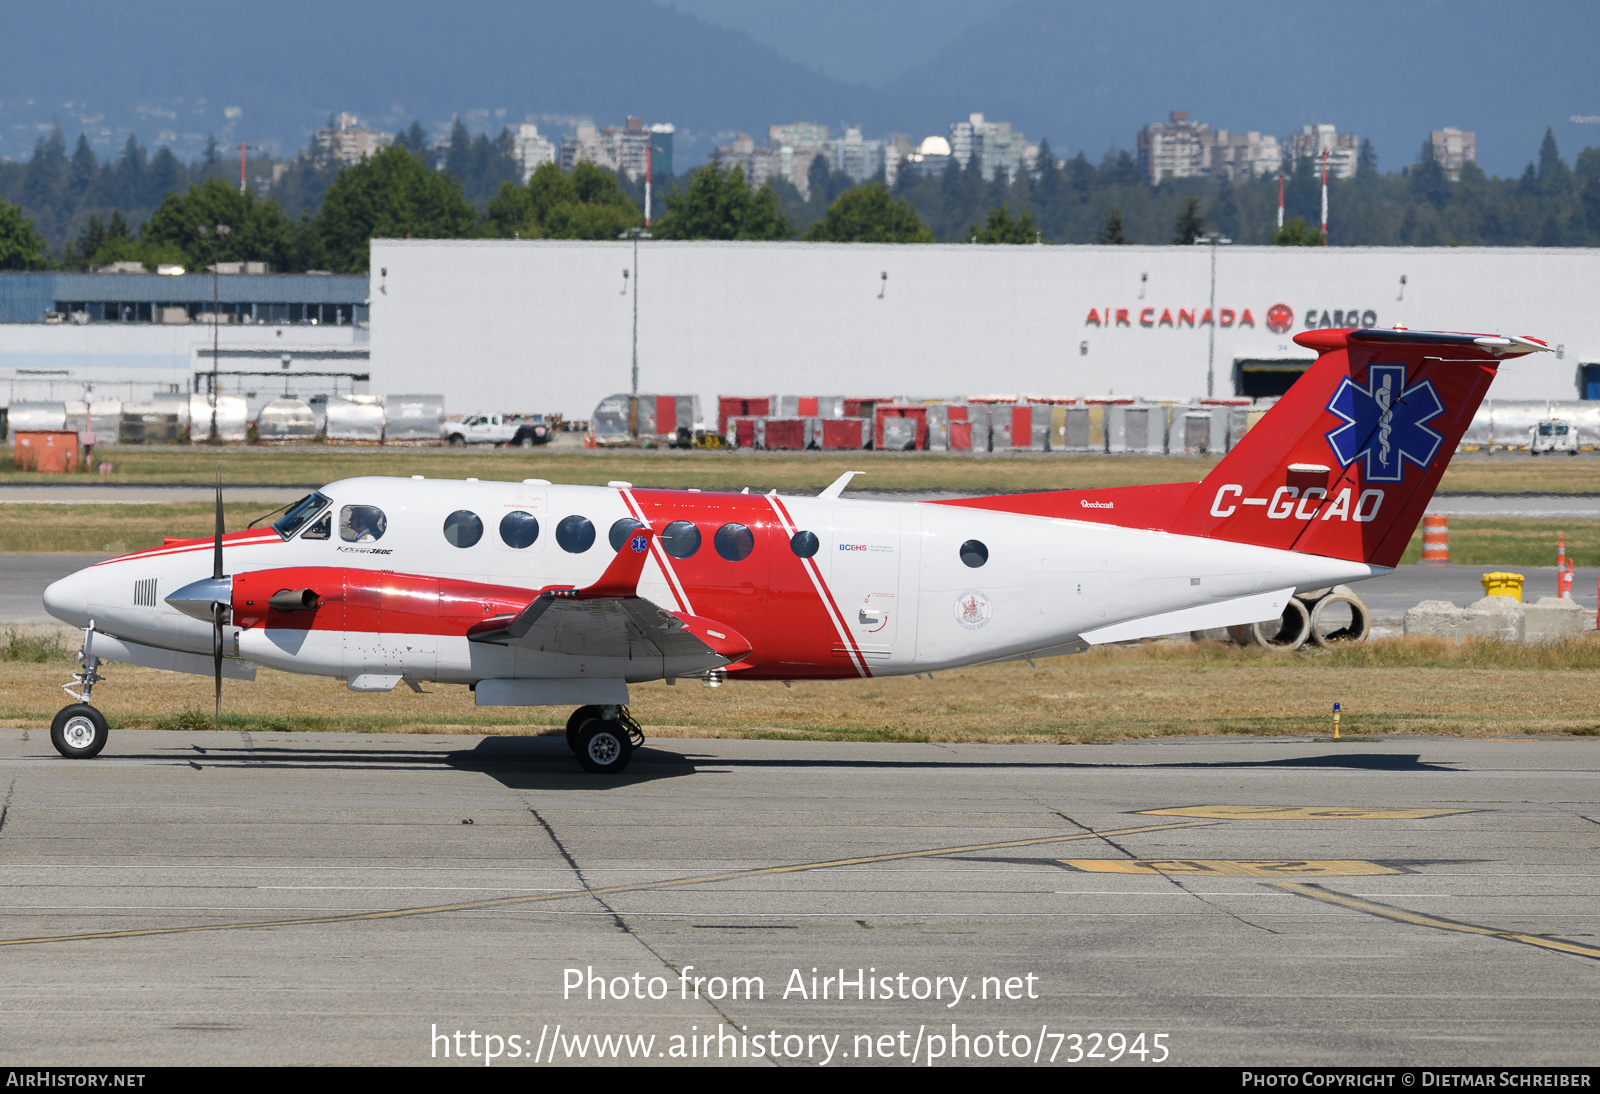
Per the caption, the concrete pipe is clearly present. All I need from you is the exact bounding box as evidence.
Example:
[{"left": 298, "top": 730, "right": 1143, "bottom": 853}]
[
  {"left": 1230, "top": 597, "right": 1311, "bottom": 651},
  {"left": 1308, "top": 590, "right": 1372, "bottom": 648}
]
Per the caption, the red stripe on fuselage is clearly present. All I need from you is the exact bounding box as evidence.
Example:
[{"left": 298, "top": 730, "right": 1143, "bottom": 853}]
[
  {"left": 626, "top": 489, "right": 862, "bottom": 680},
  {"left": 99, "top": 528, "right": 281, "bottom": 565},
  {"left": 765, "top": 494, "right": 869, "bottom": 678},
  {"left": 618, "top": 489, "right": 692, "bottom": 615}
]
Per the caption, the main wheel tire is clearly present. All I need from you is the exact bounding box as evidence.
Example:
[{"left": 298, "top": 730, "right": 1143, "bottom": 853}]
[
  {"left": 51, "top": 704, "right": 108, "bottom": 759},
  {"left": 565, "top": 705, "right": 602, "bottom": 753},
  {"left": 575, "top": 720, "right": 633, "bottom": 774}
]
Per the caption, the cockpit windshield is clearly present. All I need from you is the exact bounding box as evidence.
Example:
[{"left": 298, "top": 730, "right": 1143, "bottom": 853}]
[{"left": 272, "top": 492, "right": 331, "bottom": 539}]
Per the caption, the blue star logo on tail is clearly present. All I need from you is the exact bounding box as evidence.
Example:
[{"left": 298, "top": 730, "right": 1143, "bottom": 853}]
[{"left": 1324, "top": 363, "right": 1445, "bottom": 483}]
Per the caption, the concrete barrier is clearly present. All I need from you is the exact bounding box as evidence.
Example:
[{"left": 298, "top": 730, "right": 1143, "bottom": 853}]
[{"left": 1401, "top": 595, "right": 1588, "bottom": 643}]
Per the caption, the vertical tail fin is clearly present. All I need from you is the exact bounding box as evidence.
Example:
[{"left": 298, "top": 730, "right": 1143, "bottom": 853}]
[{"left": 1168, "top": 328, "right": 1548, "bottom": 569}]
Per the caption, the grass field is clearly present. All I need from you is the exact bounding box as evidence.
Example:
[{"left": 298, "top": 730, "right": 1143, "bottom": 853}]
[
  {"left": 4, "top": 632, "right": 1598, "bottom": 742},
  {"left": 2, "top": 443, "right": 1598, "bottom": 494}
]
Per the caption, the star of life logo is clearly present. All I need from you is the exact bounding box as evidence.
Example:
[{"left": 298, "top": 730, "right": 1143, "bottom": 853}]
[
  {"left": 629, "top": 533, "right": 649, "bottom": 554},
  {"left": 1323, "top": 363, "right": 1445, "bottom": 483}
]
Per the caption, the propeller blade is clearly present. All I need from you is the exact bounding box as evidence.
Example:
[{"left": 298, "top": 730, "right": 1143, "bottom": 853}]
[
  {"left": 213, "top": 467, "right": 224, "bottom": 581},
  {"left": 212, "top": 602, "right": 223, "bottom": 730}
]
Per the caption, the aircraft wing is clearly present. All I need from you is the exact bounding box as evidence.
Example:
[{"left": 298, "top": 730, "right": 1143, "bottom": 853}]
[
  {"left": 467, "top": 593, "right": 739, "bottom": 661},
  {"left": 463, "top": 526, "right": 751, "bottom": 663}
]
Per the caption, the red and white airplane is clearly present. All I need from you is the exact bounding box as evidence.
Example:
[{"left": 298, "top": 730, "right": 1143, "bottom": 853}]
[{"left": 41, "top": 328, "right": 1546, "bottom": 771}]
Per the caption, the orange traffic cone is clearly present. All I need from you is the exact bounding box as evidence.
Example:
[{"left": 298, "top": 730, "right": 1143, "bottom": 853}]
[
  {"left": 1557, "top": 534, "right": 1568, "bottom": 597},
  {"left": 1420, "top": 514, "right": 1449, "bottom": 566}
]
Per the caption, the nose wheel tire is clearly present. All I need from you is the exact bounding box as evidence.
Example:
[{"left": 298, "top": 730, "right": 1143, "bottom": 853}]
[
  {"left": 575, "top": 720, "right": 633, "bottom": 774},
  {"left": 51, "top": 704, "right": 108, "bottom": 759}
]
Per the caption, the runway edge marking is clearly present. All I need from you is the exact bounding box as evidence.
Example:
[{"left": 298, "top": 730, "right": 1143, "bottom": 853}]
[
  {"left": 1273, "top": 881, "right": 1600, "bottom": 961},
  {"left": 0, "top": 819, "right": 1216, "bottom": 948}
]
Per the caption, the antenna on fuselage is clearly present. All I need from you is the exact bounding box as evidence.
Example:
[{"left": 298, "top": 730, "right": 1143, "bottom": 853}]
[{"left": 818, "top": 471, "right": 863, "bottom": 500}]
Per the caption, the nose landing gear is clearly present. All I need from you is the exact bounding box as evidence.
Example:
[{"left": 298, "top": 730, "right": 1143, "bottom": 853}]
[
  {"left": 52, "top": 624, "right": 108, "bottom": 759},
  {"left": 563, "top": 705, "right": 643, "bottom": 774}
]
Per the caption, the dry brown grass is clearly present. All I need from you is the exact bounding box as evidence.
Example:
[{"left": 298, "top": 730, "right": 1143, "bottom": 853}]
[
  {"left": 2, "top": 445, "right": 1594, "bottom": 495},
  {"left": 0, "top": 502, "right": 270, "bottom": 554},
  {"left": 6, "top": 636, "right": 1600, "bottom": 742}
]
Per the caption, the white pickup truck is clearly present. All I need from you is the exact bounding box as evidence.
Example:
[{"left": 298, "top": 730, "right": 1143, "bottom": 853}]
[{"left": 441, "top": 415, "right": 553, "bottom": 446}]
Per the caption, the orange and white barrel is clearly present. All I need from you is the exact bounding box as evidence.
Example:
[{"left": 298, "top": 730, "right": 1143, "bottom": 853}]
[{"left": 1420, "top": 514, "right": 1449, "bottom": 566}]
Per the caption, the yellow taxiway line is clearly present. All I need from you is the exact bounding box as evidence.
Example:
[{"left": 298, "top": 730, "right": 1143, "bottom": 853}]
[{"left": 1273, "top": 881, "right": 1600, "bottom": 961}]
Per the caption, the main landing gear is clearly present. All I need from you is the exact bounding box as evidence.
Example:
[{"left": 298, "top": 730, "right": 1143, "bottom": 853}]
[
  {"left": 564, "top": 705, "right": 644, "bottom": 775},
  {"left": 52, "top": 626, "right": 108, "bottom": 759}
]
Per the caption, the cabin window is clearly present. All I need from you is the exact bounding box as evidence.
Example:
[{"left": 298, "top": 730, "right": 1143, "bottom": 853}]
[
  {"left": 789, "top": 530, "right": 819, "bottom": 558},
  {"left": 443, "top": 510, "right": 483, "bottom": 548},
  {"left": 960, "top": 539, "right": 988, "bottom": 567},
  {"left": 714, "top": 523, "right": 755, "bottom": 561},
  {"left": 556, "top": 515, "right": 596, "bottom": 553},
  {"left": 500, "top": 511, "right": 540, "bottom": 549},
  {"left": 340, "top": 505, "right": 387, "bottom": 543},
  {"left": 660, "top": 520, "right": 701, "bottom": 559},
  {"left": 609, "top": 517, "right": 645, "bottom": 551},
  {"left": 300, "top": 512, "right": 331, "bottom": 540}
]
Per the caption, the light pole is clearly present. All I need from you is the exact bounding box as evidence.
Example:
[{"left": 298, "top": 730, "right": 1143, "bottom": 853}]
[
  {"left": 197, "top": 224, "right": 231, "bottom": 442},
  {"left": 619, "top": 227, "right": 651, "bottom": 429},
  {"left": 1195, "top": 231, "right": 1231, "bottom": 399}
]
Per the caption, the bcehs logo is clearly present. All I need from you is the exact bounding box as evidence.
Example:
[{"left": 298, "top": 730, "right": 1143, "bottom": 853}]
[{"left": 1266, "top": 303, "right": 1294, "bottom": 334}]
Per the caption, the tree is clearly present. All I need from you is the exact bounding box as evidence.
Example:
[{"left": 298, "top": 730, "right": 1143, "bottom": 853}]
[
  {"left": 1097, "top": 206, "right": 1129, "bottom": 244},
  {"left": 0, "top": 200, "right": 48, "bottom": 269},
  {"left": 314, "top": 145, "right": 478, "bottom": 271},
  {"left": 483, "top": 160, "right": 640, "bottom": 240},
  {"left": 395, "top": 120, "right": 430, "bottom": 153},
  {"left": 20, "top": 129, "right": 69, "bottom": 245},
  {"left": 1272, "top": 216, "right": 1325, "bottom": 246},
  {"left": 1172, "top": 193, "right": 1207, "bottom": 244},
  {"left": 141, "top": 178, "right": 303, "bottom": 271},
  {"left": 1538, "top": 128, "right": 1570, "bottom": 188},
  {"left": 968, "top": 203, "right": 1037, "bottom": 244},
  {"left": 1408, "top": 141, "right": 1451, "bottom": 209},
  {"left": 1357, "top": 137, "right": 1379, "bottom": 180},
  {"left": 652, "top": 163, "right": 793, "bottom": 241},
  {"left": 802, "top": 183, "right": 933, "bottom": 242}
]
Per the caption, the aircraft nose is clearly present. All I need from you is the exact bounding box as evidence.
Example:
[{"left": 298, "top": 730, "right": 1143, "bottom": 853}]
[{"left": 42, "top": 570, "right": 90, "bottom": 628}]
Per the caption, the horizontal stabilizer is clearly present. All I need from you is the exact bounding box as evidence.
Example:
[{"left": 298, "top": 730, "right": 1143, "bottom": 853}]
[{"left": 1080, "top": 587, "right": 1294, "bottom": 645}]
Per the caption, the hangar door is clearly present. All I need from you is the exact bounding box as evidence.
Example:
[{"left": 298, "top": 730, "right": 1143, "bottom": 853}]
[{"left": 1234, "top": 358, "right": 1314, "bottom": 399}]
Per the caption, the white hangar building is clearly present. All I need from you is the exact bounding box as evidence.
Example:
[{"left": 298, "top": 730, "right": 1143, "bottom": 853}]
[{"left": 369, "top": 240, "right": 1600, "bottom": 419}]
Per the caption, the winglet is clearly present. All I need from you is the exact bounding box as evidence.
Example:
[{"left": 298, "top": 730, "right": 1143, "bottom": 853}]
[
  {"left": 581, "top": 525, "right": 656, "bottom": 598},
  {"left": 818, "top": 471, "right": 863, "bottom": 500}
]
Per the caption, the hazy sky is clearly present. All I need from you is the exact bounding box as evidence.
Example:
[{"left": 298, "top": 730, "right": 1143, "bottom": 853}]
[{"left": 656, "top": 0, "right": 1014, "bottom": 88}]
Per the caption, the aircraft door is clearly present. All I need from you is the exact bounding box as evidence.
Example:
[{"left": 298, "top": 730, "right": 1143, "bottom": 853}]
[{"left": 827, "top": 507, "right": 901, "bottom": 662}]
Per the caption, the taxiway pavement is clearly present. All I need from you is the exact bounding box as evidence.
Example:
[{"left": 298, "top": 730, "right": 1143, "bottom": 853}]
[{"left": 0, "top": 730, "right": 1594, "bottom": 1066}]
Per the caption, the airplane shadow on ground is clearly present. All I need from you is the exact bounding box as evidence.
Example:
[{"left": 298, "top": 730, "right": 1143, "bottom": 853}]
[
  {"left": 111, "top": 737, "right": 1460, "bottom": 791},
  {"left": 122, "top": 735, "right": 699, "bottom": 790}
]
